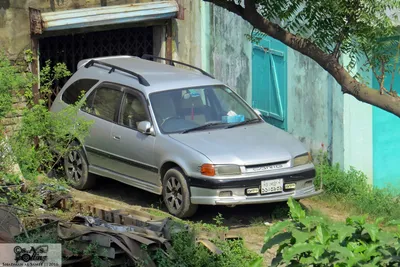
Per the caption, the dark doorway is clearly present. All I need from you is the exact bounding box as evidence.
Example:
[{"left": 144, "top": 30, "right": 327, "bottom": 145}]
[
  {"left": 39, "top": 26, "right": 154, "bottom": 74},
  {"left": 38, "top": 26, "right": 154, "bottom": 106}
]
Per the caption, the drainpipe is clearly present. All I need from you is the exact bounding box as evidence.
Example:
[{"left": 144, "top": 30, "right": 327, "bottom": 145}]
[
  {"left": 201, "top": 1, "right": 210, "bottom": 72},
  {"left": 327, "top": 74, "right": 333, "bottom": 164}
]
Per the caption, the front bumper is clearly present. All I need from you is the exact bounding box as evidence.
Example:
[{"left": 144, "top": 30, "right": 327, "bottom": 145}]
[{"left": 188, "top": 168, "right": 322, "bottom": 205}]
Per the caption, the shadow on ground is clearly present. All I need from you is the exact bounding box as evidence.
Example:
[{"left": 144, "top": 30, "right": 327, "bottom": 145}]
[{"left": 87, "top": 177, "right": 290, "bottom": 227}]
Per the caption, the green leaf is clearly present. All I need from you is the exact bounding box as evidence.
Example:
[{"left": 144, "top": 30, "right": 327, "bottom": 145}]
[
  {"left": 311, "top": 244, "right": 325, "bottom": 259},
  {"left": 282, "top": 243, "right": 312, "bottom": 261},
  {"left": 264, "top": 220, "right": 293, "bottom": 243},
  {"left": 248, "top": 257, "right": 263, "bottom": 267},
  {"left": 363, "top": 244, "right": 380, "bottom": 260},
  {"left": 287, "top": 197, "right": 306, "bottom": 220},
  {"left": 328, "top": 241, "right": 354, "bottom": 260},
  {"left": 331, "top": 224, "right": 356, "bottom": 243},
  {"left": 261, "top": 232, "right": 293, "bottom": 253},
  {"left": 377, "top": 231, "right": 397, "bottom": 245},
  {"left": 363, "top": 224, "right": 379, "bottom": 242},
  {"left": 316, "top": 224, "right": 330, "bottom": 245},
  {"left": 292, "top": 229, "right": 310, "bottom": 243}
]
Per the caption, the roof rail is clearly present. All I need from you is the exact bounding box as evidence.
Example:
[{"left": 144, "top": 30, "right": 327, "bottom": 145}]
[
  {"left": 141, "top": 54, "right": 214, "bottom": 79},
  {"left": 84, "top": 59, "right": 150, "bottom": 86}
]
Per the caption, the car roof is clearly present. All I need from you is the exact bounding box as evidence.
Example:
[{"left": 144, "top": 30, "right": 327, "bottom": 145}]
[{"left": 74, "top": 56, "right": 224, "bottom": 94}]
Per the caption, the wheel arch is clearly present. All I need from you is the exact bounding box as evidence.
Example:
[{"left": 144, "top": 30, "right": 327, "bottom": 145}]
[{"left": 160, "top": 161, "right": 187, "bottom": 179}]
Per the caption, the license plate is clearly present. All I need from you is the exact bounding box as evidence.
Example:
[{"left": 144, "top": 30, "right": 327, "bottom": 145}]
[{"left": 261, "top": 179, "right": 283, "bottom": 194}]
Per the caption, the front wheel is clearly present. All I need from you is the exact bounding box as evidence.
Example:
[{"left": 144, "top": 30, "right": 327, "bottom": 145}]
[
  {"left": 162, "top": 168, "right": 198, "bottom": 218},
  {"left": 64, "top": 141, "right": 96, "bottom": 190}
]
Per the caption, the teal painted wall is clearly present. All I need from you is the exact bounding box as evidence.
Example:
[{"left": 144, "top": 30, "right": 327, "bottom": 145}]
[
  {"left": 342, "top": 55, "right": 373, "bottom": 184},
  {"left": 372, "top": 54, "right": 400, "bottom": 188}
]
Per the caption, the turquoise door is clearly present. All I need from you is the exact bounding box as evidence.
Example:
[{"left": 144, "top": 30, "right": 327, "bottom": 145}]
[
  {"left": 252, "top": 37, "right": 287, "bottom": 130},
  {"left": 372, "top": 40, "right": 400, "bottom": 188}
]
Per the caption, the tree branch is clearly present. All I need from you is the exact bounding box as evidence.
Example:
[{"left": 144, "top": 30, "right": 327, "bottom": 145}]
[{"left": 204, "top": 0, "right": 400, "bottom": 117}]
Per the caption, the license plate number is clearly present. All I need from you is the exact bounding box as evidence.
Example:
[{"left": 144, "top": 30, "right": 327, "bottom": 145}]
[{"left": 261, "top": 179, "right": 283, "bottom": 194}]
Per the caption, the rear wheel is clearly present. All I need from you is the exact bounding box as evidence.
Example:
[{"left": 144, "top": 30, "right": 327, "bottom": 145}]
[
  {"left": 64, "top": 141, "right": 96, "bottom": 190},
  {"left": 162, "top": 168, "right": 198, "bottom": 218}
]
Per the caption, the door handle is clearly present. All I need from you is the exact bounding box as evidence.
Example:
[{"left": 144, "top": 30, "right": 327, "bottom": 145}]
[{"left": 113, "top": 135, "right": 121, "bottom": 141}]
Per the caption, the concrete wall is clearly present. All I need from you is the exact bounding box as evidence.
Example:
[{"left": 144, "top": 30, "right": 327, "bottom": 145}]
[
  {"left": 206, "top": 3, "right": 252, "bottom": 100},
  {"left": 287, "top": 49, "right": 344, "bottom": 165},
  {"left": 172, "top": 0, "right": 202, "bottom": 68}
]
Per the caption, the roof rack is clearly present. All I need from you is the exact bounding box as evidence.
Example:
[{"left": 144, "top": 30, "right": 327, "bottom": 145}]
[
  {"left": 141, "top": 54, "right": 214, "bottom": 79},
  {"left": 84, "top": 59, "right": 150, "bottom": 86}
]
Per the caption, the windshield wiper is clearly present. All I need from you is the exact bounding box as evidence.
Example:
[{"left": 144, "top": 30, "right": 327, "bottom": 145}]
[
  {"left": 225, "top": 118, "right": 261, "bottom": 129},
  {"left": 181, "top": 122, "right": 226, "bottom": 134}
]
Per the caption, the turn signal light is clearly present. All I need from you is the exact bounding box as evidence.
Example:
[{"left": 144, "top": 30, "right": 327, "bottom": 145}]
[{"left": 201, "top": 164, "right": 215, "bottom": 176}]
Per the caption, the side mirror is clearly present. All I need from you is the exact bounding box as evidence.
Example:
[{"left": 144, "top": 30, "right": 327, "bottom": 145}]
[
  {"left": 137, "top": 121, "right": 154, "bottom": 135},
  {"left": 254, "top": 109, "right": 262, "bottom": 117}
]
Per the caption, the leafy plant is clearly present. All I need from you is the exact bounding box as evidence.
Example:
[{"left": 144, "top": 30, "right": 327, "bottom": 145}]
[
  {"left": 315, "top": 151, "right": 400, "bottom": 221},
  {"left": 260, "top": 197, "right": 400, "bottom": 267},
  {"left": 152, "top": 228, "right": 261, "bottom": 267},
  {"left": 39, "top": 60, "right": 71, "bottom": 107},
  {"left": 10, "top": 99, "right": 92, "bottom": 178}
]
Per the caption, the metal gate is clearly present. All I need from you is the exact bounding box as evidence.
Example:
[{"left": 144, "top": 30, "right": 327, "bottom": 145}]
[{"left": 39, "top": 27, "right": 154, "bottom": 105}]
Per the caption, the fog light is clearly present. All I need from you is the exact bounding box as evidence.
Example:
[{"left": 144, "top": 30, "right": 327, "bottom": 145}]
[
  {"left": 284, "top": 183, "right": 296, "bottom": 190},
  {"left": 304, "top": 180, "right": 313, "bottom": 187},
  {"left": 219, "top": 191, "right": 233, "bottom": 197},
  {"left": 246, "top": 188, "right": 259, "bottom": 195}
]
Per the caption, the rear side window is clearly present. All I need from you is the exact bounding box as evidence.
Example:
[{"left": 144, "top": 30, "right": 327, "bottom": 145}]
[{"left": 62, "top": 79, "right": 98, "bottom": 104}]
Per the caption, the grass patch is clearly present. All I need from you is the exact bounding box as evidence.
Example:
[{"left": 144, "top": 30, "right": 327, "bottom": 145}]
[
  {"left": 150, "top": 228, "right": 261, "bottom": 267},
  {"left": 315, "top": 152, "right": 400, "bottom": 222}
]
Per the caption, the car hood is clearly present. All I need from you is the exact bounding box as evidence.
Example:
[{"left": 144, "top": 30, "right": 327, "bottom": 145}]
[{"left": 169, "top": 122, "right": 308, "bottom": 165}]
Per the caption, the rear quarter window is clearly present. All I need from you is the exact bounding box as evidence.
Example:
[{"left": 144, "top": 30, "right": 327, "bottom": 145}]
[{"left": 62, "top": 79, "right": 98, "bottom": 104}]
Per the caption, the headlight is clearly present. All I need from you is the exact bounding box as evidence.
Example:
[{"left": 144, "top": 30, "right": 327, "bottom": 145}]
[
  {"left": 200, "top": 164, "right": 241, "bottom": 176},
  {"left": 293, "top": 153, "right": 312, "bottom": 167}
]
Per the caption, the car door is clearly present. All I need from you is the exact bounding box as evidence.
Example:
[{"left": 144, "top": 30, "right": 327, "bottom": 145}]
[
  {"left": 81, "top": 83, "right": 123, "bottom": 172},
  {"left": 108, "top": 88, "right": 158, "bottom": 190}
]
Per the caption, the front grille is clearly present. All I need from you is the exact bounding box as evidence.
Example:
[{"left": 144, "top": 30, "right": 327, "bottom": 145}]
[{"left": 246, "top": 161, "right": 288, "bottom": 169}]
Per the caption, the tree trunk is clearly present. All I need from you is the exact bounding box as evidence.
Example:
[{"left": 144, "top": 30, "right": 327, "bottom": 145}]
[{"left": 204, "top": 0, "right": 400, "bottom": 117}]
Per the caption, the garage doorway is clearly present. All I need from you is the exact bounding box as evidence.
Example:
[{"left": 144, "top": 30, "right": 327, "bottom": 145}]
[{"left": 38, "top": 26, "right": 154, "bottom": 105}]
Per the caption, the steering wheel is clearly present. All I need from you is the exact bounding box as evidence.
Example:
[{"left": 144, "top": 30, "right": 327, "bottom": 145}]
[{"left": 161, "top": 116, "right": 181, "bottom": 127}]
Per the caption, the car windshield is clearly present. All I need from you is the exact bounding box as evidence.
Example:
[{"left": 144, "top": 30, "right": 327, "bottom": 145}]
[{"left": 149, "top": 85, "right": 260, "bottom": 134}]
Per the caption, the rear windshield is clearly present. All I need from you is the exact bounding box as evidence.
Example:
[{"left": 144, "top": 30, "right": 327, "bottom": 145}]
[{"left": 62, "top": 79, "right": 98, "bottom": 105}]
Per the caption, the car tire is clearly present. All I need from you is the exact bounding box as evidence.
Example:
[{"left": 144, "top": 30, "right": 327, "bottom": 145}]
[
  {"left": 162, "top": 167, "right": 198, "bottom": 218},
  {"left": 64, "top": 141, "right": 96, "bottom": 190}
]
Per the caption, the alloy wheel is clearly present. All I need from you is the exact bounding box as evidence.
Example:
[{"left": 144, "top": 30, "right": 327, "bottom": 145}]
[
  {"left": 65, "top": 150, "right": 83, "bottom": 182},
  {"left": 165, "top": 176, "right": 183, "bottom": 212}
]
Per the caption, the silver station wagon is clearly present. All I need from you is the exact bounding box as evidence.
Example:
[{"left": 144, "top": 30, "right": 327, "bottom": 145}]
[{"left": 50, "top": 55, "right": 322, "bottom": 218}]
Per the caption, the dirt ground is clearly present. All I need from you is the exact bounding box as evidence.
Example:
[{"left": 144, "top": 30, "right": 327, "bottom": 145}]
[{"left": 70, "top": 177, "right": 349, "bottom": 265}]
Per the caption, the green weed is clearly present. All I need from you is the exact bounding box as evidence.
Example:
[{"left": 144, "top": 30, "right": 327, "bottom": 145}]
[{"left": 315, "top": 151, "right": 400, "bottom": 222}]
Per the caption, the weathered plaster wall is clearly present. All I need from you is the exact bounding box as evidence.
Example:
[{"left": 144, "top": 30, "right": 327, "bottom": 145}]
[
  {"left": 287, "top": 49, "right": 344, "bottom": 166},
  {"left": 172, "top": 0, "right": 202, "bottom": 68},
  {"left": 206, "top": 3, "right": 252, "bottom": 100}
]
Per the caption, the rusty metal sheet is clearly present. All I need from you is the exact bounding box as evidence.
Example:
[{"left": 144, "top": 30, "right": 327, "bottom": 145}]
[{"left": 41, "top": 1, "right": 178, "bottom": 32}]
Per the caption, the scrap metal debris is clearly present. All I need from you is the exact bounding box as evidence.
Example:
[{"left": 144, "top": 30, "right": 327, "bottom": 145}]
[
  {"left": 0, "top": 205, "right": 28, "bottom": 239},
  {"left": 11, "top": 200, "right": 241, "bottom": 266}
]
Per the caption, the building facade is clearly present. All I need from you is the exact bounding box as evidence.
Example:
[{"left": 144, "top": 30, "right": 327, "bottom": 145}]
[{"left": 0, "top": 0, "right": 397, "bottom": 187}]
